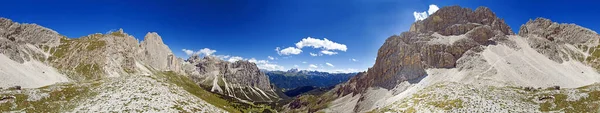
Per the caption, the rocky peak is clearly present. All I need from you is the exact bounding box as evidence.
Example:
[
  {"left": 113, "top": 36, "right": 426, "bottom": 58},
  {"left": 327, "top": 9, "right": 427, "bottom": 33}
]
[
  {"left": 117, "top": 28, "right": 124, "bottom": 34},
  {"left": 0, "top": 17, "right": 62, "bottom": 63},
  {"left": 186, "top": 54, "right": 202, "bottom": 63},
  {"left": 519, "top": 18, "right": 599, "bottom": 45},
  {"left": 287, "top": 68, "right": 299, "bottom": 73},
  {"left": 518, "top": 17, "right": 600, "bottom": 68},
  {"left": 142, "top": 32, "right": 164, "bottom": 44},
  {"left": 410, "top": 6, "right": 513, "bottom": 36},
  {"left": 337, "top": 6, "right": 515, "bottom": 96},
  {"left": 139, "top": 32, "right": 182, "bottom": 72}
]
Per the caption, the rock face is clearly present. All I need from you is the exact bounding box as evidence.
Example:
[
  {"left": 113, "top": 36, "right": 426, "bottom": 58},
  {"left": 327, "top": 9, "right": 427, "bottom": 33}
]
[
  {"left": 0, "top": 18, "right": 62, "bottom": 63},
  {"left": 139, "top": 32, "right": 183, "bottom": 73},
  {"left": 185, "top": 55, "right": 279, "bottom": 102},
  {"left": 0, "top": 17, "right": 185, "bottom": 82},
  {"left": 519, "top": 18, "right": 600, "bottom": 69},
  {"left": 336, "top": 6, "right": 514, "bottom": 96}
]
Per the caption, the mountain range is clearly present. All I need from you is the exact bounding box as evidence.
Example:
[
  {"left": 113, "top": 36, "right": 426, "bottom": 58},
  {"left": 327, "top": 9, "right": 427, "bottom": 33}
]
[
  {"left": 283, "top": 6, "right": 600, "bottom": 113},
  {"left": 1, "top": 5, "right": 600, "bottom": 113}
]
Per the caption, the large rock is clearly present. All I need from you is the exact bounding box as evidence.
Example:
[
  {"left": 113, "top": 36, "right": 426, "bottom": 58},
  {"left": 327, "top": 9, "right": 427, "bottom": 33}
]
[
  {"left": 519, "top": 18, "right": 600, "bottom": 69},
  {"left": 139, "top": 32, "right": 182, "bottom": 73}
]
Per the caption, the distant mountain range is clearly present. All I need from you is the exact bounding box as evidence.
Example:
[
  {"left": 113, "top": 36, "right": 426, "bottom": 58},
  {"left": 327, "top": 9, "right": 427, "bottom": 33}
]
[{"left": 264, "top": 69, "right": 356, "bottom": 91}]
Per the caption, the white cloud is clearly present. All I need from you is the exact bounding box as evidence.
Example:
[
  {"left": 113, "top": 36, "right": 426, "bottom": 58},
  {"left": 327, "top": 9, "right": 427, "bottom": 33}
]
[
  {"left": 223, "top": 56, "right": 284, "bottom": 70},
  {"left": 351, "top": 58, "right": 358, "bottom": 62},
  {"left": 182, "top": 49, "right": 195, "bottom": 56},
  {"left": 331, "top": 68, "right": 361, "bottom": 73},
  {"left": 199, "top": 48, "right": 216, "bottom": 56},
  {"left": 413, "top": 11, "right": 428, "bottom": 21},
  {"left": 428, "top": 4, "right": 439, "bottom": 15},
  {"left": 257, "top": 63, "right": 284, "bottom": 70},
  {"left": 413, "top": 4, "right": 439, "bottom": 21},
  {"left": 227, "top": 56, "right": 244, "bottom": 62},
  {"left": 308, "top": 64, "right": 318, "bottom": 68},
  {"left": 268, "top": 56, "right": 275, "bottom": 60},
  {"left": 303, "top": 68, "right": 364, "bottom": 73},
  {"left": 216, "top": 55, "right": 230, "bottom": 59},
  {"left": 321, "top": 50, "right": 338, "bottom": 55},
  {"left": 277, "top": 37, "right": 347, "bottom": 56},
  {"left": 182, "top": 48, "right": 217, "bottom": 56},
  {"left": 276, "top": 47, "right": 302, "bottom": 55},
  {"left": 295, "top": 37, "right": 347, "bottom": 51},
  {"left": 248, "top": 58, "right": 269, "bottom": 64},
  {"left": 302, "top": 61, "right": 307, "bottom": 64},
  {"left": 325, "top": 62, "right": 334, "bottom": 67},
  {"left": 294, "top": 65, "right": 299, "bottom": 68}
]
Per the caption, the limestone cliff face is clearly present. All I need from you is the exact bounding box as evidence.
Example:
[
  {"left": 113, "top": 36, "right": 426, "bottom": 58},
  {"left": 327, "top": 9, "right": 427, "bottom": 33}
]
[
  {"left": 336, "top": 6, "right": 514, "bottom": 96},
  {"left": 139, "top": 32, "right": 182, "bottom": 73},
  {"left": 519, "top": 18, "right": 600, "bottom": 69},
  {"left": 185, "top": 55, "right": 279, "bottom": 102},
  {"left": 0, "top": 18, "right": 62, "bottom": 63}
]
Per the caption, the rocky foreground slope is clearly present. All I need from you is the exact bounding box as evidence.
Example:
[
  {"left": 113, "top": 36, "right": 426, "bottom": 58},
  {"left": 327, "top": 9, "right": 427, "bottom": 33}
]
[
  {"left": 0, "top": 17, "right": 278, "bottom": 112},
  {"left": 285, "top": 6, "right": 600, "bottom": 113}
]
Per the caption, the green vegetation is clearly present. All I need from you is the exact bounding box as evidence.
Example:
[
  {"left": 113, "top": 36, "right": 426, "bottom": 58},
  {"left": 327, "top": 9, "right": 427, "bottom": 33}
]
[
  {"left": 584, "top": 45, "right": 600, "bottom": 70},
  {"left": 110, "top": 31, "right": 126, "bottom": 37},
  {"left": 86, "top": 39, "right": 106, "bottom": 51},
  {"left": 47, "top": 35, "right": 107, "bottom": 81},
  {"left": 0, "top": 83, "right": 96, "bottom": 112},
  {"left": 156, "top": 71, "right": 275, "bottom": 113},
  {"left": 427, "top": 99, "right": 464, "bottom": 110},
  {"left": 538, "top": 91, "right": 600, "bottom": 112},
  {"left": 285, "top": 91, "right": 337, "bottom": 112},
  {"left": 74, "top": 63, "right": 102, "bottom": 80},
  {"left": 50, "top": 38, "right": 73, "bottom": 59}
]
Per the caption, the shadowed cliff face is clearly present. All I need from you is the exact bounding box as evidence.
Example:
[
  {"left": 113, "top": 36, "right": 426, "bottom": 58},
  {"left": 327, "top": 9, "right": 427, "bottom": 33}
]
[{"left": 336, "top": 6, "right": 514, "bottom": 96}]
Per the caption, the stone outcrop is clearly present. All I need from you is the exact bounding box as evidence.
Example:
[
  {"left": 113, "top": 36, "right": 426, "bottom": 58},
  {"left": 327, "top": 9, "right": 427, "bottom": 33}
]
[
  {"left": 139, "top": 32, "right": 182, "bottom": 73},
  {"left": 185, "top": 55, "right": 279, "bottom": 102},
  {"left": 0, "top": 18, "right": 62, "bottom": 63},
  {"left": 336, "top": 6, "right": 514, "bottom": 96},
  {"left": 518, "top": 18, "right": 600, "bottom": 69}
]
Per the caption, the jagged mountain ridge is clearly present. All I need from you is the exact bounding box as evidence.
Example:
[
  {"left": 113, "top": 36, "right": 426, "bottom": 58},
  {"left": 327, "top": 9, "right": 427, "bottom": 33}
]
[
  {"left": 284, "top": 6, "right": 600, "bottom": 113},
  {"left": 0, "top": 18, "right": 185, "bottom": 82},
  {"left": 0, "top": 17, "right": 279, "bottom": 112}
]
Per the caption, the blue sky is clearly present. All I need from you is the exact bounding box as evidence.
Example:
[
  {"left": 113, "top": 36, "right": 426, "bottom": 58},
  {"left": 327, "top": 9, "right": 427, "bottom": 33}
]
[{"left": 1, "top": 0, "right": 598, "bottom": 72}]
